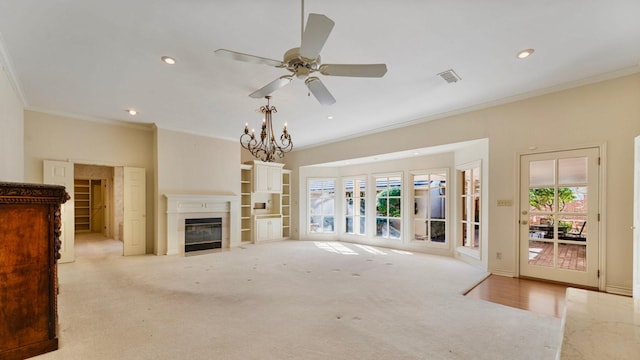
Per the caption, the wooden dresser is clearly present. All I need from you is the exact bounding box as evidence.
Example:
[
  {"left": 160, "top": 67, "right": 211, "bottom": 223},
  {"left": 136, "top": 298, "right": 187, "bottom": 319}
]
[{"left": 0, "top": 182, "right": 68, "bottom": 360}]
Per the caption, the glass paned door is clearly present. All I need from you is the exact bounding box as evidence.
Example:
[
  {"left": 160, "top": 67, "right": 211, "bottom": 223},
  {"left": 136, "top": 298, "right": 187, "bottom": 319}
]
[{"left": 520, "top": 148, "right": 599, "bottom": 287}]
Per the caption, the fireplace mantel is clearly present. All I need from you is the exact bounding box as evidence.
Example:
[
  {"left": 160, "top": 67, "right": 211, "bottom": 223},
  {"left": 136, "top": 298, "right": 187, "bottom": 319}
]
[{"left": 165, "top": 194, "right": 240, "bottom": 255}]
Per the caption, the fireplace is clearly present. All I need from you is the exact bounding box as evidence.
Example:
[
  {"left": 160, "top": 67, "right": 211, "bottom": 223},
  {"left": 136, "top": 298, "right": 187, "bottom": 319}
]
[
  {"left": 164, "top": 194, "right": 240, "bottom": 255},
  {"left": 185, "top": 218, "right": 222, "bottom": 252}
]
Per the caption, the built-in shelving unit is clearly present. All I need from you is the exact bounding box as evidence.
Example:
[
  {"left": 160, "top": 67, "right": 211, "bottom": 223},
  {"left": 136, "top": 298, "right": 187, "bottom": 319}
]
[
  {"left": 74, "top": 179, "right": 91, "bottom": 232},
  {"left": 240, "top": 164, "right": 253, "bottom": 243},
  {"left": 282, "top": 169, "right": 291, "bottom": 239},
  {"left": 240, "top": 161, "right": 290, "bottom": 243}
]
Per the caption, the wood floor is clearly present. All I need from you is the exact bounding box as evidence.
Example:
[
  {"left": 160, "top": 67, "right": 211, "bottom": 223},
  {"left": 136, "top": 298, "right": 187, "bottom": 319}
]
[{"left": 465, "top": 275, "right": 568, "bottom": 318}]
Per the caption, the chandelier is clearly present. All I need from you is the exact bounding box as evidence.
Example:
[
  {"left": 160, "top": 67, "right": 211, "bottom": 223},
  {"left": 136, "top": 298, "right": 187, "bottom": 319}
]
[{"left": 240, "top": 96, "right": 293, "bottom": 162}]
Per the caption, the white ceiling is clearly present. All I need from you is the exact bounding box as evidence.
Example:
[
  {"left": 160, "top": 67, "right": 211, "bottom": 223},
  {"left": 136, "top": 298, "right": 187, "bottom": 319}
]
[{"left": 1, "top": 0, "right": 639, "bottom": 149}]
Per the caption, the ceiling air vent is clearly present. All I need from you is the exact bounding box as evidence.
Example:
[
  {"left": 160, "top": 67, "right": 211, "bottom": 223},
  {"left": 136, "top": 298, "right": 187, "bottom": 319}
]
[{"left": 437, "top": 69, "right": 462, "bottom": 83}]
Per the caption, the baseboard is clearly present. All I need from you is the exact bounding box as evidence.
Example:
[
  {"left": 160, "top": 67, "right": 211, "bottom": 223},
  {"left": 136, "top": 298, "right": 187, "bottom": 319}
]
[
  {"left": 490, "top": 270, "right": 515, "bottom": 278},
  {"left": 605, "top": 285, "right": 633, "bottom": 297}
]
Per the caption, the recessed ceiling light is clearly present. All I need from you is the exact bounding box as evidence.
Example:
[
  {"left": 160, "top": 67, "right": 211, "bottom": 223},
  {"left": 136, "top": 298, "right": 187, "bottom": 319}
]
[
  {"left": 327, "top": 115, "right": 334, "bottom": 120},
  {"left": 126, "top": 109, "right": 137, "bottom": 116},
  {"left": 161, "top": 56, "right": 176, "bottom": 65},
  {"left": 516, "top": 49, "right": 535, "bottom": 59}
]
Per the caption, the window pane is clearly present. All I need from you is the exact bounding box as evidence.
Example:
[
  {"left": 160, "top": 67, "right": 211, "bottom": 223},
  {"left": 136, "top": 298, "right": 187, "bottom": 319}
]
[
  {"left": 323, "top": 199, "right": 335, "bottom": 215},
  {"left": 389, "top": 218, "right": 401, "bottom": 239},
  {"left": 462, "top": 223, "right": 469, "bottom": 246},
  {"left": 530, "top": 160, "right": 555, "bottom": 186},
  {"left": 474, "top": 196, "right": 480, "bottom": 222},
  {"left": 558, "top": 243, "right": 586, "bottom": 272},
  {"left": 463, "top": 170, "right": 471, "bottom": 195},
  {"left": 310, "top": 200, "right": 323, "bottom": 215},
  {"left": 559, "top": 187, "right": 587, "bottom": 213},
  {"left": 462, "top": 197, "right": 468, "bottom": 221},
  {"left": 345, "top": 217, "right": 353, "bottom": 233},
  {"left": 529, "top": 240, "right": 554, "bottom": 267},
  {"left": 558, "top": 157, "right": 587, "bottom": 184},
  {"left": 359, "top": 217, "right": 366, "bottom": 235},
  {"left": 529, "top": 187, "right": 555, "bottom": 213},
  {"left": 323, "top": 216, "right": 334, "bottom": 232},
  {"left": 473, "top": 224, "right": 480, "bottom": 248},
  {"left": 359, "top": 199, "right": 366, "bottom": 216},
  {"left": 346, "top": 198, "right": 354, "bottom": 216},
  {"left": 414, "top": 219, "right": 427, "bottom": 240},
  {"left": 376, "top": 218, "right": 387, "bottom": 237},
  {"left": 558, "top": 215, "right": 587, "bottom": 241},
  {"left": 472, "top": 168, "right": 480, "bottom": 194},
  {"left": 389, "top": 177, "right": 401, "bottom": 196},
  {"left": 376, "top": 198, "right": 387, "bottom": 216},
  {"left": 429, "top": 220, "right": 446, "bottom": 243},
  {"left": 310, "top": 216, "right": 322, "bottom": 232},
  {"left": 431, "top": 197, "right": 445, "bottom": 219},
  {"left": 389, "top": 198, "right": 401, "bottom": 217}
]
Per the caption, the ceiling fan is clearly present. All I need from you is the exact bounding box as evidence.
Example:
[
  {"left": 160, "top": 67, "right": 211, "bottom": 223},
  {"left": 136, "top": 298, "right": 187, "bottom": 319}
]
[{"left": 214, "top": 2, "right": 387, "bottom": 105}]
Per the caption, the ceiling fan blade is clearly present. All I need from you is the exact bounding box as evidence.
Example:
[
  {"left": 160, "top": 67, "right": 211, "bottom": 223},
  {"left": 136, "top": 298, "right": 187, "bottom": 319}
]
[
  {"left": 320, "top": 64, "right": 388, "bottom": 77},
  {"left": 305, "top": 77, "right": 336, "bottom": 105},
  {"left": 249, "top": 76, "right": 293, "bottom": 98},
  {"left": 299, "top": 14, "right": 335, "bottom": 60},
  {"left": 214, "top": 49, "right": 284, "bottom": 67}
]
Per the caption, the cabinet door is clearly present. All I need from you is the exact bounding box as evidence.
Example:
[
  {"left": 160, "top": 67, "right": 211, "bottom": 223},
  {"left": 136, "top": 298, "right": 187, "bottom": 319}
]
[
  {"left": 255, "top": 219, "right": 269, "bottom": 242},
  {"left": 253, "top": 164, "right": 282, "bottom": 193},
  {"left": 270, "top": 218, "right": 283, "bottom": 239},
  {"left": 254, "top": 165, "right": 269, "bottom": 193},
  {"left": 0, "top": 204, "right": 53, "bottom": 354},
  {"left": 268, "top": 166, "right": 282, "bottom": 192}
]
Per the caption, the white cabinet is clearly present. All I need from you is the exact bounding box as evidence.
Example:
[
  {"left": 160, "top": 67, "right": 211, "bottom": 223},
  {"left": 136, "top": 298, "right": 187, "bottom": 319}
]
[
  {"left": 253, "top": 161, "right": 283, "bottom": 193},
  {"left": 241, "top": 161, "right": 288, "bottom": 244},
  {"left": 254, "top": 216, "right": 282, "bottom": 242}
]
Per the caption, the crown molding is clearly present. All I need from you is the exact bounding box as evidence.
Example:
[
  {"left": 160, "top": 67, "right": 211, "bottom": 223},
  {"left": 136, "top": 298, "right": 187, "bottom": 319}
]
[
  {"left": 0, "top": 33, "right": 28, "bottom": 107},
  {"left": 25, "top": 106, "right": 155, "bottom": 132}
]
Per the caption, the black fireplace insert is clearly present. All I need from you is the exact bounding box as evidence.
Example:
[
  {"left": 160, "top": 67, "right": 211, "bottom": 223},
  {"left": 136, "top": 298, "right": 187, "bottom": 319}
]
[{"left": 185, "top": 217, "right": 222, "bottom": 252}]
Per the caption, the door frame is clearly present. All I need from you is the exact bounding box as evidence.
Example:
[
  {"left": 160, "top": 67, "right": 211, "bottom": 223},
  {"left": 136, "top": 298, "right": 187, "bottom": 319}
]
[{"left": 515, "top": 143, "right": 606, "bottom": 291}]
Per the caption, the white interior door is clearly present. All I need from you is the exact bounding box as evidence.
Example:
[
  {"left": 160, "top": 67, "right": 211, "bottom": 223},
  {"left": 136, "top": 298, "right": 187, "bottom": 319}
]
[
  {"left": 519, "top": 148, "right": 600, "bottom": 288},
  {"left": 43, "top": 160, "right": 75, "bottom": 263},
  {"left": 123, "top": 167, "right": 146, "bottom": 256}
]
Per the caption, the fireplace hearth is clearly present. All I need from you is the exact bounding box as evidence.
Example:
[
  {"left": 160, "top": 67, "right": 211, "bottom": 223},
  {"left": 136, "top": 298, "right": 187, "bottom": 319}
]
[{"left": 185, "top": 218, "right": 222, "bottom": 252}]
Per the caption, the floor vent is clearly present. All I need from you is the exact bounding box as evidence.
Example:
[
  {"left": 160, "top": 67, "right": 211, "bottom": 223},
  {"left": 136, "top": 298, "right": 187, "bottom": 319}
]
[{"left": 437, "top": 69, "right": 462, "bottom": 83}]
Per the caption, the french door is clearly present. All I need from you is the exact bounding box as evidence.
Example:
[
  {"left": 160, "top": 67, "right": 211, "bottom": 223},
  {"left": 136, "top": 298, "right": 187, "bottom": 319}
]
[{"left": 519, "top": 148, "right": 600, "bottom": 287}]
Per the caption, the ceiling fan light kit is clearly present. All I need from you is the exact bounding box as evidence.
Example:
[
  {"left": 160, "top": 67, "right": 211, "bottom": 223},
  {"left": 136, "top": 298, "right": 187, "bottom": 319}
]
[{"left": 214, "top": 2, "right": 387, "bottom": 105}]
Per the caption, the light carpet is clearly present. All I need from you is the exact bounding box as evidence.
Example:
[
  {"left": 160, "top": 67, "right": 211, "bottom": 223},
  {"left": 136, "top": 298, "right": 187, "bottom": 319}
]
[{"left": 35, "top": 235, "right": 561, "bottom": 360}]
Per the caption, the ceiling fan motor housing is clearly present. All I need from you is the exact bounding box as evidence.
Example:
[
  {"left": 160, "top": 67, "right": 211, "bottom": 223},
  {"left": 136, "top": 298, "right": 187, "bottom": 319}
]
[{"left": 284, "top": 47, "right": 320, "bottom": 79}]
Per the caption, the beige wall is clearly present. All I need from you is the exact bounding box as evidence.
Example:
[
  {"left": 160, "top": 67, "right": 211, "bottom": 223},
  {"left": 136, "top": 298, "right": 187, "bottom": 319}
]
[
  {"left": 154, "top": 128, "right": 240, "bottom": 255},
  {"left": 0, "top": 65, "right": 24, "bottom": 182},
  {"left": 286, "top": 73, "right": 640, "bottom": 293},
  {"left": 24, "top": 110, "right": 155, "bottom": 252}
]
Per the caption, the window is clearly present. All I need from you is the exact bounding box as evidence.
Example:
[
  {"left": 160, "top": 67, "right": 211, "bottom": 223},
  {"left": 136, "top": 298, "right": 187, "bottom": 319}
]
[
  {"left": 344, "top": 177, "right": 366, "bottom": 235},
  {"left": 375, "top": 175, "right": 402, "bottom": 239},
  {"left": 412, "top": 171, "right": 447, "bottom": 245},
  {"left": 460, "top": 164, "right": 481, "bottom": 251},
  {"left": 309, "top": 179, "right": 335, "bottom": 233}
]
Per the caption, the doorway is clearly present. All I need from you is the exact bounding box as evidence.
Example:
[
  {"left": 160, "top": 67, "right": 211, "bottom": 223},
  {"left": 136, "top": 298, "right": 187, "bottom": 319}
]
[
  {"left": 73, "top": 164, "right": 123, "bottom": 257},
  {"left": 519, "top": 147, "right": 600, "bottom": 288},
  {"left": 74, "top": 178, "right": 106, "bottom": 233}
]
